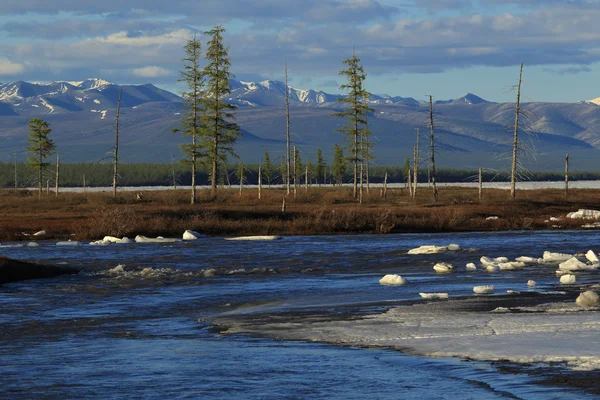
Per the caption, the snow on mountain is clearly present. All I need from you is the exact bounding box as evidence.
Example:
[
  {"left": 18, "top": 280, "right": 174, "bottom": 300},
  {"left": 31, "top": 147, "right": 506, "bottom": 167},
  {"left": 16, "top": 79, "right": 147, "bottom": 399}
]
[
  {"left": 0, "top": 79, "right": 180, "bottom": 116},
  {"left": 436, "top": 93, "right": 491, "bottom": 105},
  {"left": 586, "top": 97, "right": 600, "bottom": 106}
]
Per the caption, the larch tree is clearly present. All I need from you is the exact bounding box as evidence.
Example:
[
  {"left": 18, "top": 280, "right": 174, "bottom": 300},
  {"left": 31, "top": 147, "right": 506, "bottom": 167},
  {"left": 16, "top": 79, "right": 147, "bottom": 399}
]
[
  {"left": 332, "top": 51, "right": 373, "bottom": 199},
  {"left": 175, "top": 34, "right": 204, "bottom": 205},
  {"left": 332, "top": 144, "right": 346, "bottom": 186},
  {"left": 200, "top": 25, "right": 241, "bottom": 199},
  {"left": 316, "top": 148, "right": 327, "bottom": 185},
  {"left": 263, "top": 149, "right": 273, "bottom": 186},
  {"left": 26, "top": 118, "right": 55, "bottom": 199}
]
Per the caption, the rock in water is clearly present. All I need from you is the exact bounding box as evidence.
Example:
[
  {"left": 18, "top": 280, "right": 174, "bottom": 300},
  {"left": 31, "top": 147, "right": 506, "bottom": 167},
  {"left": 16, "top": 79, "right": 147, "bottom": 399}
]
[
  {"left": 0, "top": 257, "right": 79, "bottom": 285},
  {"left": 576, "top": 291, "right": 599, "bottom": 307}
]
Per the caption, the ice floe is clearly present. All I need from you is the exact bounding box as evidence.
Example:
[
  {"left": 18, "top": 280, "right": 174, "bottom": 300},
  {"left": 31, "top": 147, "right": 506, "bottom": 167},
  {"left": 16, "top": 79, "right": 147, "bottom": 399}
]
[
  {"left": 418, "top": 293, "right": 448, "bottom": 299},
  {"left": 379, "top": 274, "right": 407, "bottom": 285},
  {"left": 566, "top": 209, "right": 600, "bottom": 219},
  {"left": 559, "top": 274, "right": 576, "bottom": 285},
  {"left": 225, "top": 235, "right": 282, "bottom": 241},
  {"left": 465, "top": 263, "right": 477, "bottom": 271},
  {"left": 32, "top": 230, "right": 46, "bottom": 236},
  {"left": 183, "top": 230, "right": 204, "bottom": 240},
  {"left": 586, "top": 250, "right": 599, "bottom": 263},
  {"left": 576, "top": 291, "right": 599, "bottom": 307},
  {"left": 134, "top": 235, "right": 181, "bottom": 243},
  {"left": 473, "top": 285, "right": 494, "bottom": 294},
  {"left": 558, "top": 257, "right": 596, "bottom": 272},
  {"left": 527, "top": 280, "right": 536, "bottom": 287},
  {"left": 56, "top": 240, "right": 80, "bottom": 246},
  {"left": 542, "top": 251, "right": 573, "bottom": 263},
  {"left": 433, "top": 262, "right": 453, "bottom": 273}
]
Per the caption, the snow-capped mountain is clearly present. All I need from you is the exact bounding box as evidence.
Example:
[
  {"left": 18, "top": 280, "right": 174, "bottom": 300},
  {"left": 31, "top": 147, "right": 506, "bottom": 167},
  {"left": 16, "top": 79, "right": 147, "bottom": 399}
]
[
  {"left": 226, "top": 79, "right": 420, "bottom": 107},
  {"left": 585, "top": 97, "right": 600, "bottom": 106},
  {"left": 0, "top": 79, "right": 181, "bottom": 116},
  {"left": 435, "top": 93, "right": 491, "bottom": 105}
]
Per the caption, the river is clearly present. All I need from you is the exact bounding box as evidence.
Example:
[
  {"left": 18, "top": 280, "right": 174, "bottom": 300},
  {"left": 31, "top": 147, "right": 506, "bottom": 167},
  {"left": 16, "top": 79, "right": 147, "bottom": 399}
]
[{"left": 1, "top": 231, "right": 599, "bottom": 399}]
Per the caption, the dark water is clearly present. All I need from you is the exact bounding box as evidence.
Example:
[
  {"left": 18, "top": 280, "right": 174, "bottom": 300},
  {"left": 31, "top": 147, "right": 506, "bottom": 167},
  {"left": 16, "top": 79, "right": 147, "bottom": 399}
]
[{"left": 1, "top": 231, "right": 599, "bottom": 399}]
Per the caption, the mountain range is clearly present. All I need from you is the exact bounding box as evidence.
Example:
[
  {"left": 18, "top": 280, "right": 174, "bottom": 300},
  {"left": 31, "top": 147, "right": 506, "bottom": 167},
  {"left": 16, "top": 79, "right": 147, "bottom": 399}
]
[{"left": 1, "top": 78, "right": 600, "bottom": 172}]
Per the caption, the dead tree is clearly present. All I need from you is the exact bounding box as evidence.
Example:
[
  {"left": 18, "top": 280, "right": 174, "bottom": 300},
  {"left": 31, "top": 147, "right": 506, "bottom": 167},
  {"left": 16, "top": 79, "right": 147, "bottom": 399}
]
[
  {"left": 113, "top": 87, "right": 122, "bottom": 198},
  {"left": 413, "top": 128, "right": 420, "bottom": 199},
  {"left": 258, "top": 165, "right": 262, "bottom": 200},
  {"left": 428, "top": 95, "right": 438, "bottom": 201},
  {"left": 55, "top": 153, "right": 59, "bottom": 196},
  {"left": 478, "top": 167, "right": 483, "bottom": 201},
  {"left": 285, "top": 59, "right": 291, "bottom": 195},
  {"left": 510, "top": 62, "right": 524, "bottom": 199},
  {"left": 565, "top": 153, "right": 569, "bottom": 198}
]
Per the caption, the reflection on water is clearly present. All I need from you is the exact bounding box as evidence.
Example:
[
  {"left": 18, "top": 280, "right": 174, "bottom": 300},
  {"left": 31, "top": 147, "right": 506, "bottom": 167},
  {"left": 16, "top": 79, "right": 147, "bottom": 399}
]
[{"left": 1, "top": 231, "right": 599, "bottom": 398}]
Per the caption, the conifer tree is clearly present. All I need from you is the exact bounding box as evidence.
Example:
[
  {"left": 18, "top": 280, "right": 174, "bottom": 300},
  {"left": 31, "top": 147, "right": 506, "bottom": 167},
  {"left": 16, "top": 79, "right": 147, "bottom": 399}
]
[
  {"left": 316, "top": 148, "right": 327, "bottom": 185},
  {"left": 332, "top": 51, "right": 373, "bottom": 199},
  {"left": 263, "top": 149, "right": 273, "bottom": 186},
  {"left": 26, "top": 118, "right": 55, "bottom": 198},
  {"left": 200, "top": 25, "right": 241, "bottom": 198},
  {"left": 332, "top": 144, "right": 346, "bottom": 185},
  {"left": 175, "top": 34, "right": 203, "bottom": 204}
]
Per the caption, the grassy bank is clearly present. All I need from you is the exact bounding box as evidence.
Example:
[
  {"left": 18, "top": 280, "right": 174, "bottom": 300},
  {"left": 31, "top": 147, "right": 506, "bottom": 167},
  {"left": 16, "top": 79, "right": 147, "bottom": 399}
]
[{"left": 0, "top": 186, "right": 597, "bottom": 241}]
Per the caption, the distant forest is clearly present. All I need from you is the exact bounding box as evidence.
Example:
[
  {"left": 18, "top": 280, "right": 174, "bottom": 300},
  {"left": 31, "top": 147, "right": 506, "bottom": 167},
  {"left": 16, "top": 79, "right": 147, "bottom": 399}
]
[{"left": 1, "top": 162, "right": 598, "bottom": 188}]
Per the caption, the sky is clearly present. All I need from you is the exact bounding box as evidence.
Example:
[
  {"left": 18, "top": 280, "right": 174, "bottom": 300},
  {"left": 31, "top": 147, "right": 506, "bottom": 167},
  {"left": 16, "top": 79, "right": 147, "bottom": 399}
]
[{"left": 0, "top": 0, "right": 599, "bottom": 103}]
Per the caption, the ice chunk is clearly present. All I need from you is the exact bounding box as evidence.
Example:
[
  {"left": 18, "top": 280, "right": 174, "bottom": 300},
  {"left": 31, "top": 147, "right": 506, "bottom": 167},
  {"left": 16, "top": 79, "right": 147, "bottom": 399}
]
[
  {"left": 494, "top": 257, "right": 509, "bottom": 263},
  {"left": 56, "top": 240, "right": 79, "bottom": 246},
  {"left": 473, "top": 285, "right": 494, "bottom": 294},
  {"left": 203, "top": 268, "right": 216, "bottom": 277},
  {"left": 527, "top": 280, "right": 536, "bottom": 287},
  {"left": 226, "top": 235, "right": 282, "bottom": 241},
  {"left": 419, "top": 293, "right": 448, "bottom": 299},
  {"left": 506, "top": 290, "right": 520, "bottom": 294},
  {"left": 515, "top": 256, "right": 538, "bottom": 263},
  {"left": 567, "top": 209, "right": 600, "bottom": 219},
  {"left": 433, "top": 262, "right": 453, "bottom": 273},
  {"left": 586, "top": 250, "right": 599, "bottom": 263},
  {"left": 542, "top": 251, "right": 573, "bottom": 262},
  {"left": 576, "top": 291, "right": 599, "bottom": 307},
  {"left": 480, "top": 256, "right": 496, "bottom": 266},
  {"left": 485, "top": 216, "right": 499, "bottom": 220},
  {"left": 89, "top": 239, "right": 110, "bottom": 245},
  {"left": 447, "top": 244, "right": 461, "bottom": 251},
  {"left": 27, "top": 242, "right": 39, "bottom": 247},
  {"left": 103, "top": 236, "right": 122, "bottom": 243},
  {"left": 559, "top": 274, "right": 576, "bottom": 285},
  {"left": 379, "top": 274, "right": 407, "bottom": 285},
  {"left": 465, "top": 263, "right": 477, "bottom": 270},
  {"left": 183, "top": 230, "right": 204, "bottom": 240},
  {"left": 135, "top": 235, "right": 181, "bottom": 243},
  {"left": 559, "top": 257, "right": 588, "bottom": 272},
  {"left": 33, "top": 230, "right": 46, "bottom": 236},
  {"left": 108, "top": 265, "right": 126, "bottom": 274},
  {"left": 117, "top": 237, "right": 132, "bottom": 244},
  {"left": 486, "top": 265, "right": 499, "bottom": 272},
  {"left": 407, "top": 245, "right": 448, "bottom": 254},
  {"left": 550, "top": 217, "right": 561, "bottom": 222}
]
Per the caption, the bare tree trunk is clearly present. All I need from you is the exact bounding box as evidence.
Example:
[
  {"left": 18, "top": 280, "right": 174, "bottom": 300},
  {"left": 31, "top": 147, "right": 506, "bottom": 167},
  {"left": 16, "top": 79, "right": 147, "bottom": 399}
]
[
  {"left": 407, "top": 167, "right": 412, "bottom": 199},
  {"left": 293, "top": 145, "right": 297, "bottom": 198},
  {"left": 14, "top": 153, "right": 17, "bottom": 189},
  {"left": 258, "top": 165, "right": 262, "bottom": 200},
  {"left": 282, "top": 194, "right": 286, "bottom": 213},
  {"left": 239, "top": 163, "right": 244, "bottom": 196},
  {"left": 285, "top": 60, "right": 291, "bottom": 195},
  {"left": 478, "top": 167, "right": 483, "bottom": 201},
  {"left": 113, "top": 87, "right": 122, "bottom": 198},
  {"left": 510, "top": 62, "right": 524, "bottom": 199},
  {"left": 413, "top": 128, "right": 419, "bottom": 199},
  {"left": 565, "top": 153, "right": 569, "bottom": 198},
  {"left": 305, "top": 165, "right": 308, "bottom": 193},
  {"left": 83, "top": 174, "right": 86, "bottom": 193},
  {"left": 365, "top": 118, "right": 370, "bottom": 194},
  {"left": 55, "top": 153, "right": 59, "bottom": 196},
  {"left": 38, "top": 145, "right": 43, "bottom": 199},
  {"left": 429, "top": 95, "right": 438, "bottom": 201},
  {"left": 46, "top": 179, "right": 50, "bottom": 195},
  {"left": 170, "top": 153, "right": 177, "bottom": 190},
  {"left": 359, "top": 159, "right": 363, "bottom": 204},
  {"left": 383, "top": 172, "right": 388, "bottom": 199}
]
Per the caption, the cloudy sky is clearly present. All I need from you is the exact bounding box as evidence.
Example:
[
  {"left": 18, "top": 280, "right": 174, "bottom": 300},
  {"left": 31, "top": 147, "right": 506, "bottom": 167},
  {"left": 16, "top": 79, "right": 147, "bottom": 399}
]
[{"left": 0, "top": 0, "right": 599, "bottom": 102}]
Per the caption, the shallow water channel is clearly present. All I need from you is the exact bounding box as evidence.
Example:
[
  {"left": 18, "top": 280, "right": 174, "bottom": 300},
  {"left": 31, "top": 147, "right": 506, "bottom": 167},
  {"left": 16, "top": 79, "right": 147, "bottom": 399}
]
[{"left": 1, "top": 231, "right": 599, "bottom": 399}]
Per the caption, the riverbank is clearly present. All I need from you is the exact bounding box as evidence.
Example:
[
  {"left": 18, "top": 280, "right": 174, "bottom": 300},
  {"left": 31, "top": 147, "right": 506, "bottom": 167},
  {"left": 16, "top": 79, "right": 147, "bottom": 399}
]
[{"left": 1, "top": 186, "right": 599, "bottom": 241}]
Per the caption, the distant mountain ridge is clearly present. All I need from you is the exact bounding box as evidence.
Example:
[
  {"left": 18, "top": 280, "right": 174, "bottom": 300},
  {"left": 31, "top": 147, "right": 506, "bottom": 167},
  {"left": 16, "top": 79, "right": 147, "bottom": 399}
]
[{"left": 2, "top": 78, "right": 600, "bottom": 171}]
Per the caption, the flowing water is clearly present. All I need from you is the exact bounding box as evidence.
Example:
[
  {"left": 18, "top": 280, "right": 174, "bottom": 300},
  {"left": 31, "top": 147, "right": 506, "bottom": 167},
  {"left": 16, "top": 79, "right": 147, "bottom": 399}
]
[{"left": 1, "top": 231, "right": 599, "bottom": 399}]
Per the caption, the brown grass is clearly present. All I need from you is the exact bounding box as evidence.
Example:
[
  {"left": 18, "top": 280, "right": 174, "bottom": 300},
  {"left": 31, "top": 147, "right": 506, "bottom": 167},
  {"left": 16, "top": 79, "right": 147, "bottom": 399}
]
[{"left": 0, "top": 185, "right": 598, "bottom": 241}]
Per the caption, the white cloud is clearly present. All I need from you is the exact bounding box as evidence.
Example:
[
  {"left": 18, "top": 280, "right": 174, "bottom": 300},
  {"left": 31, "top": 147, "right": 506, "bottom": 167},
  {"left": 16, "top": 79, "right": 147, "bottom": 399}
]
[
  {"left": 132, "top": 66, "right": 170, "bottom": 78},
  {"left": 0, "top": 57, "right": 24, "bottom": 75}
]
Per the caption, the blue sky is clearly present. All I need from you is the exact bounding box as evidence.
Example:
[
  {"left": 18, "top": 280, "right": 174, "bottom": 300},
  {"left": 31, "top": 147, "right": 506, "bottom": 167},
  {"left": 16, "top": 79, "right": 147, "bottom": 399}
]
[{"left": 0, "top": 0, "right": 599, "bottom": 103}]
